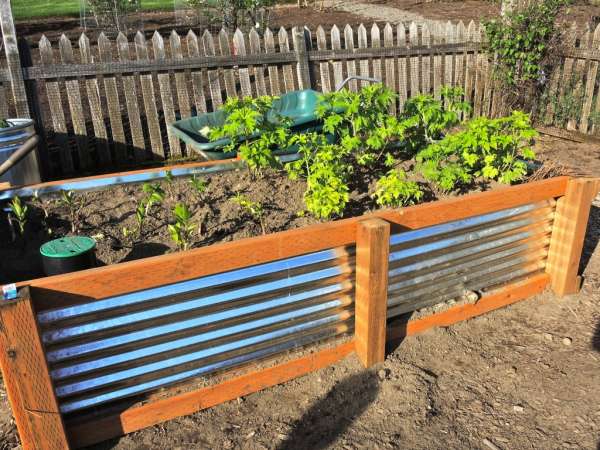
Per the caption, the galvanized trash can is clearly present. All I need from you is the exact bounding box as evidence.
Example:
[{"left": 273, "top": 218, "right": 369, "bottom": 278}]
[{"left": 0, "top": 118, "right": 41, "bottom": 186}]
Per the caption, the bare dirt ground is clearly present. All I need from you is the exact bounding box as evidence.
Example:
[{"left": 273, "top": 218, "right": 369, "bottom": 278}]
[{"left": 0, "top": 135, "right": 598, "bottom": 449}]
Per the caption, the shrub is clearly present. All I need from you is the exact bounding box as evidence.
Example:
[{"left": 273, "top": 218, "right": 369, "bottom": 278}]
[{"left": 373, "top": 168, "right": 423, "bottom": 208}]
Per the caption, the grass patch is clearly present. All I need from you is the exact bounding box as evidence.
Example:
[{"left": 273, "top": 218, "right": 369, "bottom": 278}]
[{"left": 12, "top": 0, "right": 174, "bottom": 21}]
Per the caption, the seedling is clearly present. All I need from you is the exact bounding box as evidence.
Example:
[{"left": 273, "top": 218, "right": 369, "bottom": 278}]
[
  {"left": 32, "top": 190, "right": 50, "bottom": 219},
  {"left": 142, "top": 182, "right": 165, "bottom": 216},
  {"left": 189, "top": 175, "right": 208, "bottom": 197},
  {"left": 168, "top": 203, "right": 196, "bottom": 251},
  {"left": 58, "top": 190, "right": 80, "bottom": 233},
  {"left": 232, "top": 193, "right": 266, "bottom": 235},
  {"left": 8, "top": 196, "right": 28, "bottom": 236}
]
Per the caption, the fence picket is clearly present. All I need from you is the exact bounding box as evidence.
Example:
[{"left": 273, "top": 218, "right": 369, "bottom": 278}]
[
  {"left": 480, "top": 25, "right": 492, "bottom": 117},
  {"left": 371, "top": 24, "right": 383, "bottom": 84},
  {"left": 397, "top": 23, "right": 408, "bottom": 109},
  {"left": 249, "top": 28, "right": 268, "bottom": 96},
  {"left": 0, "top": 81, "right": 8, "bottom": 119},
  {"left": 186, "top": 30, "right": 208, "bottom": 114},
  {"left": 278, "top": 27, "right": 296, "bottom": 93},
  {"left": 79, "top": 33, "right": 111, "bottom": 167},
  {"left": 464, "top": 21, "right": 477, "bottom": 117},
  {"left": 455, "top": 21, "right": 466, "bottom": 96},
  {"left": 330, "top": 25, "right": 344, "bottom": 91},
  {"left": 264, "top": 28, "right": 281, "bottom": 95},
  {"left": 557, "top": 23, "right": 577, "bottom": 128},
  {"left": 444, "top": 22, "right": 454, "bottom": 93},
  {"left": 432, "top": 23, "right": 443, "bottom": 100},
  {"left": 344, "top": 25, "right": 358, "bottom": 91},
  {"left": 568, "top": 28, "right": 587, "bottom": 131},
  {"left": 218, "top": 29, "right": 237, "bottom": 99},
  {"left": 316, "top": 26, "right": 332, "bottom": 93},
  {"left": 170, "top": 31, "right": 192, "bottom": 121},
  {"left": 117, "top": 32, "right": 146, "bottom": 162},
  {"left": 134, "top": 31, "right": 164, "bottom": 159},
  {"left": 152, "top": 31, "right": 180, "bottom": 158},
  {"left": 39, "top": 35, "right": 73, "bottom": 173},
  {"left": 473, "top": 25, "right": 485, "bottom": 117},
  {"left": 408, "top": 22, "right": 420, "bottom": 96},
  {"left": 383, "top": 23, "right": 397, "bottom": 114},
  {"left": 357, "top": 24, "right": 370, "bottom": 88},
  {"left": 202, "top": 30, "right": 223, "bottom": 109},
  {"left": 234, "top": 29, "right": 253, "bottom": 97},
  {"left": 59, "top": 34, "right": 92, "bottom": 170},
  {"left": 421, "top": 23, "right": 431, "bottom": 96},
  {"left": 98, "top": 33, "right": 127, "bottom": 164},
  {"left": 584, "top": 25, "right": 600, "bottom": 133}
]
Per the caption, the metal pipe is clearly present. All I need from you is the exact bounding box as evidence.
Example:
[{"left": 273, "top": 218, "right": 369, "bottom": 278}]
[{"left": 0, "top": 134, "right": 39, "bottom": 178}]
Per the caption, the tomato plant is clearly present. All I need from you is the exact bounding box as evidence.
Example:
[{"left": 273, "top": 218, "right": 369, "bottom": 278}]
[
  {"left": 232, "top": 193, "right": 267, "bottom": 235},
  {"left": 8, "top": 197, "right": 27, "bottom": 237},
  {"left": 168, "top": 203, "right": 196, "bottom": 251}
]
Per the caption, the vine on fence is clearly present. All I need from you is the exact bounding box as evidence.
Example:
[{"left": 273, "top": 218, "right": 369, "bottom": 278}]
[{"left": 483, "top": 0, "right": 569, "bottom": 114}]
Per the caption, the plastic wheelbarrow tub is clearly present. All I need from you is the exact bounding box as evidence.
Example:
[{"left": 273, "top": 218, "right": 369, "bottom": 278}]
[{"left": 169, "top": 89, "right": 334, "bottom": 160}]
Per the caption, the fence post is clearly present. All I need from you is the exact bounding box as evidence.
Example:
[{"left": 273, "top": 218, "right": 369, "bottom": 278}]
[
  {"left": 0, "top": 287, "right": 70, "bottom": 450},
  {"left": 355, "top": 218, "right": 390, "bottom": 368},
  {"left": 292, "top": 27, "right": 312, "bottom": 90},
  {"left": 546, "top": 178, "right": 600, "bottom": 296},
  {"left": 0, "top": 0, "right": 29, "bottom": 117}
]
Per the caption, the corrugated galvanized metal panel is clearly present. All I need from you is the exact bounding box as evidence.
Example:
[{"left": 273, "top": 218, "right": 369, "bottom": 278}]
[
  {"left": 38, "top": 247, "right": 355, "bottom": 414},
  {"left": 387, "top": 200, "right": 555, "bottom": 318}
]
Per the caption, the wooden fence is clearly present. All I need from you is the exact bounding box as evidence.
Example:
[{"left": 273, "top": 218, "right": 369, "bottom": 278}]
[{"left": 0, "top": 0, "right": 599, "bottom": 179}]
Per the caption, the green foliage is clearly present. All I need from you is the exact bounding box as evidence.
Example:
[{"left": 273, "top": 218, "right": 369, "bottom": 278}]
[
  {"left": 287, "top": 132, "right": 351, "bottom": 220},
  {"left": 316, "top": 83, "right": 402, "bottom": 164},
  {"left": 416, "top": 111, "right": 537, "bottom": 191},
  {"left": 400, "top": 86, "right": 471, "bottom": 152},
  {"left": 142, "top": 182, "right": 165, "bottom": 215},
  {"left": 185, "top": 0, "right": 273, "bottom": 30},
  {"left": 232, "top": 193, "right": 267, "bottom": 235},
  {"left": 0, "top": 119, "right": 9, "bottom": 128},
  {"left": 9, "top": 197, "right": 28, "bottom": 236},
  {"left": 373, "top": 167, "right": 423, "bottom": 208},
  {"left": 483, "top": 0, "right": 569, "bottom": 111},
  {"left": 58, "top": 190, "right": 80, "bottom": 233},
  {"left": 210, "top": 96, "right": 288, "bottom": 177},
  {"left": 189, "top": 175, "right": 208, "bottom": 196},
  {"left": 168, "top": 203, "right": 196, "bottom": 251}
]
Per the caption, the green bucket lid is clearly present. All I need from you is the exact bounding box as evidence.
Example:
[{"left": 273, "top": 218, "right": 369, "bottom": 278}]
[{"left": 40, "top": 236, "right": 96, "bottom": 258}]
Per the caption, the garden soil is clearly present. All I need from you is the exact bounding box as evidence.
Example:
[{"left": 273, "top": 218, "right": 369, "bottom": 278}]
[{"left": 0, "top": 136, "right": 599, "bottom": 449}]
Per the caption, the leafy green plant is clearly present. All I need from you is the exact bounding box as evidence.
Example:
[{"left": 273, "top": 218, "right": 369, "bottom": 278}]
[
  {"left": 168, "top": 203, "right": 196, "bottom": 251},
  {"left": 58, "top": 190, "right": 80, "bottom": 233},
  {"left": 8, "top": 197, "right": 28, "bottom": 236},
  {"left": 416, "top": 111, "right": 537, "bottom": 191},
  {"left": 189, "top": 175, "right": 208, "bottom": 197},
  {"left": 373, "top": 168, "right": 424, "bottom": 208},
  {"left": 316, "top": 83, "right": 403, "bottom": 165},
  {"left": 287, "top": 132, "right": 351, "bottom": 220},
  {"left": 483, "top": 0, "right": 569, "bottom": 111},
  {"left": 400, "top": 86, "right": 471, "bottom": 153},
  {"left": 232, "top": 193, "right": 267, "bottom": 235},
  {"left": 210, "top": 96, "right": 289, "bottom": 177},
  {"left": 142, "top": 182, "right": 165, "bottom": 216}
]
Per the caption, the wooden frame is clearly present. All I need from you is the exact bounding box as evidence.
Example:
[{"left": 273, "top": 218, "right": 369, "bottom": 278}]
[{"left": 1, "top": 176, "right": 598, "bottom": 449}]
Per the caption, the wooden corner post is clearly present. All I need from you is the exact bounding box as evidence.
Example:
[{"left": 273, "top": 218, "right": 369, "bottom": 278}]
[
  {"left": 355, "top": 218, "right": 390, "bottom": 368},
  {"left": 0, "top": 288, "right": 69, "bottom": 450},
  {"left": 546, "top": 177, "right": 600, "bottom": 296}
]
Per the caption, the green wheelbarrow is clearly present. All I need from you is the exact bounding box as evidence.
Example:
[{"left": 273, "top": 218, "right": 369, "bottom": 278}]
[
  {"left": 169, "top": 77, "right": 381, "bottom": 161},
  {"left": 170, "top": 89, "right": 326, "bottom": 160}
]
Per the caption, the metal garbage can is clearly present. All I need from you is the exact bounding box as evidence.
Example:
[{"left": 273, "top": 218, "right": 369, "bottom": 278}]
[{"left": 0, "top": 118, "right": 41, "bottom": 186}]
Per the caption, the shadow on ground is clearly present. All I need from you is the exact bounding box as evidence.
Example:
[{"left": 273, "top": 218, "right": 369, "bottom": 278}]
[{"left": 277, "top": 370, "right": 381, "bottom": 450}]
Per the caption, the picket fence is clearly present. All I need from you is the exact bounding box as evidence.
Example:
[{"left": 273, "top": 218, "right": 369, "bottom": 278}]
[{"left": 0, "top": 9, "right": 599, "bottom": 178}]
